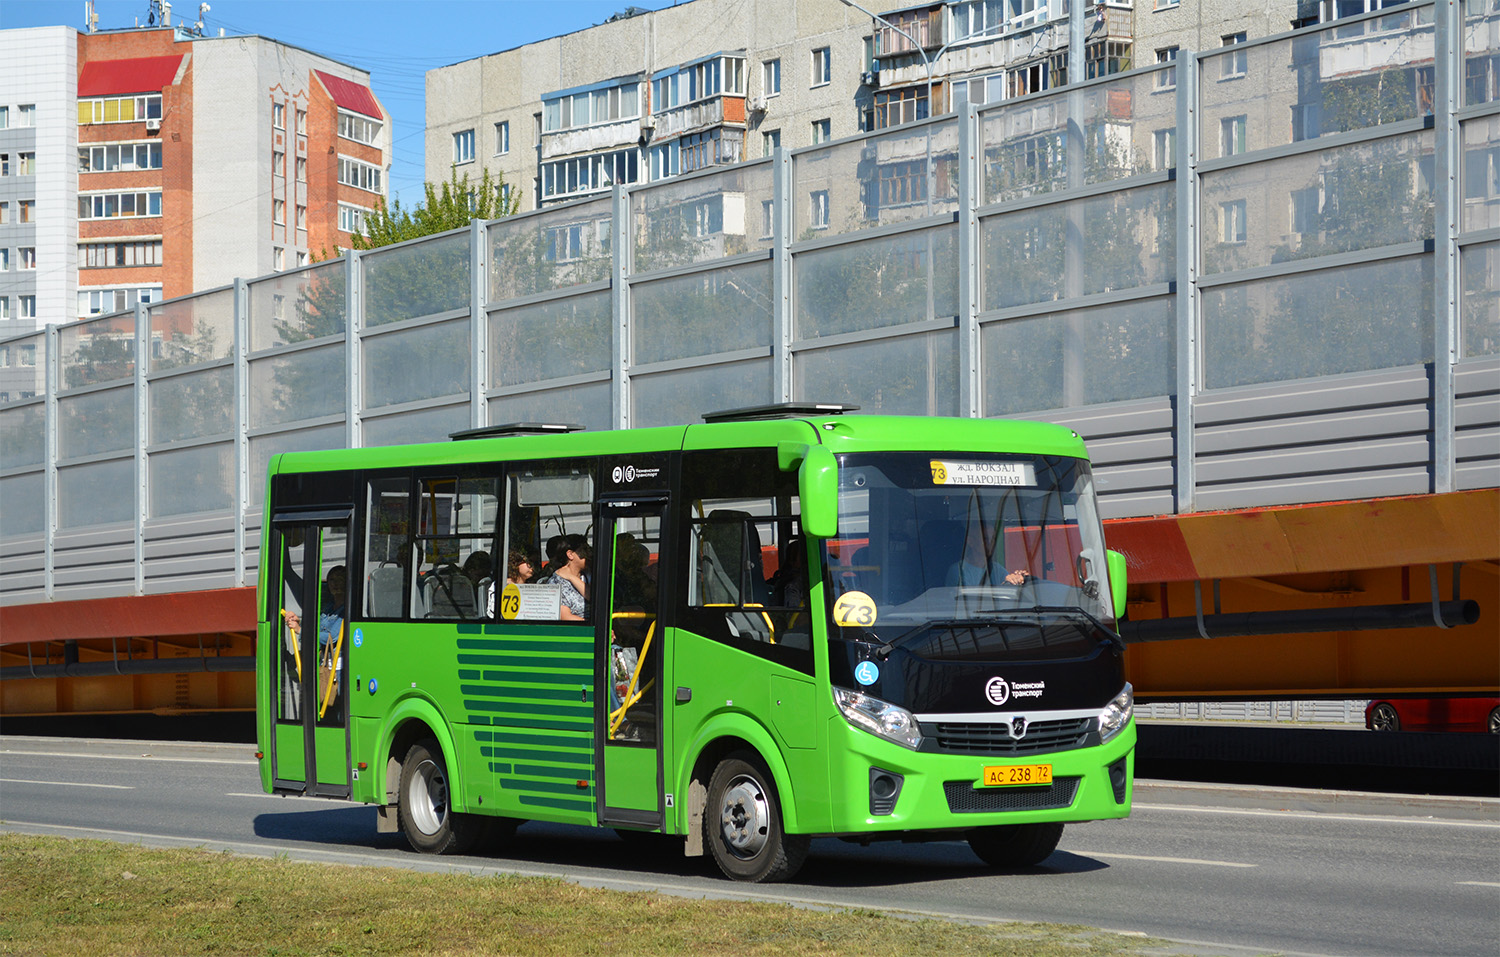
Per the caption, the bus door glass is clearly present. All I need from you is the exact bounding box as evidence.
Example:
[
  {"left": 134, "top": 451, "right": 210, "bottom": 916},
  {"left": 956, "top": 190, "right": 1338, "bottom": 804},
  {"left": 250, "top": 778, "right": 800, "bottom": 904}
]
[
  {"left": 598, "top": 498, "right": 667, "bottom": 824},
  {"left": 271, "top": 514, "right": 353, "bottom": 797}
]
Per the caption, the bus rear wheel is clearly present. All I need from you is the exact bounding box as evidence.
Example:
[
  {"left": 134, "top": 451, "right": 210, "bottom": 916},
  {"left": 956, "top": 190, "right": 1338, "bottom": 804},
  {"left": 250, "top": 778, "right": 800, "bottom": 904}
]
[
  {"left": 704, "top": 752, "right": 809, "bottom": 882},
  {"left": 968, "top": 822, "right": 1064, "bottom": 868},
  {"left": 397, "top": 738, "right": 483, "bottom": 855}
]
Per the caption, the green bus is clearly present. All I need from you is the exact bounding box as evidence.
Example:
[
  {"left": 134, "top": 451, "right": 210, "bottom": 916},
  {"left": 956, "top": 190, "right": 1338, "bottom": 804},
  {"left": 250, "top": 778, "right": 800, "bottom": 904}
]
[{"left": 256, "top": 405, "right": 1134, "bottom": 882}]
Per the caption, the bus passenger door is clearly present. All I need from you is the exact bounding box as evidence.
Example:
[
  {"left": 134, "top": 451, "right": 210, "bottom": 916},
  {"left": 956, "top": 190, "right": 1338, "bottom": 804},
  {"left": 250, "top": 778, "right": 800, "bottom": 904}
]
[
  {"left": 596, "top": 498, "right": 667, "bottom": 828},
  {"left": 270, "top": 515, "right": 353, "bottom": 798}
]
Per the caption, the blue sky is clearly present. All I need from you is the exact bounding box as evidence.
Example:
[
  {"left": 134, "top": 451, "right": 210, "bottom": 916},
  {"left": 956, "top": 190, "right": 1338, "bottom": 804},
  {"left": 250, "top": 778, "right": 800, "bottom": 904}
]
[{"left": 4, "top": 0, "right": 686, "bottom": 202}]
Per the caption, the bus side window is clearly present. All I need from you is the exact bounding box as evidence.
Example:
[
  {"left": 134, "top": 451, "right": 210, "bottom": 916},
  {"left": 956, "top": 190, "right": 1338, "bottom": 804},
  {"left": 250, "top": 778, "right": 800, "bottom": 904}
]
[
  {"left": 500, "top": 462, "right": 595, "bottom": 623},
  {"left": 412, "top": 474, "right": 501, "bottom": 620},
  {"left": 680, "top": 450, "right": 811, "bottom": 672},
  {"left": 364, "top": 476, "right": 411, "bottom": 619}
]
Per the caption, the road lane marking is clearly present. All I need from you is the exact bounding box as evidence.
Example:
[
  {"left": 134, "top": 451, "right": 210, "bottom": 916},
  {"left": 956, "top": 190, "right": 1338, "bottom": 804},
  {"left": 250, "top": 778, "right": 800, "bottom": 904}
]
[
  {"left": 1072, "top": 850, "right": 1256, "bottom": 868},
  {"left": 1134, "top": 802, "right": 1500, "bottom": 829},
  {"left": 0, "top": 749, "right": 255, "bottom": 766},
  {"left": 1455, "top": 881, "right": 1500, "bottom": 887},
  {"left": 0, "top": 778, "right": 133, "bottom": 790}
]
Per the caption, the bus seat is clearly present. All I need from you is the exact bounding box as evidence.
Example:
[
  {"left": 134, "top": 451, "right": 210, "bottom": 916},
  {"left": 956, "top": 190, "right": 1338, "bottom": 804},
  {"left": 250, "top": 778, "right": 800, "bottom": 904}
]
[
  {"left": 367, "top": 563, "right": 404, "bottom": 618},
  {"left": 425, "top": 566, "right": 475, "bottom": 619},
  {"left": 475, "top": 577, "right": 493, "bottom": 618}
]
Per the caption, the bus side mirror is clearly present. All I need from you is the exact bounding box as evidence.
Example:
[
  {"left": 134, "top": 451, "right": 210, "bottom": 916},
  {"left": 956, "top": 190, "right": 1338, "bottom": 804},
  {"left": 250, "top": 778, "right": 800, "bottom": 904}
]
[
  {"left": 1106, "top": 549, "right": 1127, "bottom": 622},
  {"left": 781, "top": 443, "right": 838, "bottom": 539}
]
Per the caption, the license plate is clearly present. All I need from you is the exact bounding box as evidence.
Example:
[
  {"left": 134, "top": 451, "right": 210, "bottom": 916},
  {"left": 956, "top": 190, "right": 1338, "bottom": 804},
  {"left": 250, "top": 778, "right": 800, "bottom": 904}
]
[{"left": 981, "top": 764, "right": 1053, "bottom": 787}]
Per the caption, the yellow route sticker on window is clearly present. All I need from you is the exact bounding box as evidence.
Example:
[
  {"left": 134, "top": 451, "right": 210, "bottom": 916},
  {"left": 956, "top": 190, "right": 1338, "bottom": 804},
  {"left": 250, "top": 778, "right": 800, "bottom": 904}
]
[
  {"left": 930, "top": 459, "right": 1036, "bottom": 487},
  {"left": 497, "top": 581, "right": 522, "bottom": 620},
  {"left": 832, "top": 591, "right": 877, "bottom": 628}
]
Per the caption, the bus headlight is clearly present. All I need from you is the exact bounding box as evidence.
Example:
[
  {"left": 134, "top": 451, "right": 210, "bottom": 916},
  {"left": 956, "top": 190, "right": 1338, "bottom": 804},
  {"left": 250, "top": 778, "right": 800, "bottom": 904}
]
[
  {"left": 834, "top": 688, "right": 923, "bottom": 750},
  {"left": 1098, "top": 682, "right": 1134, "bottom": 743}
]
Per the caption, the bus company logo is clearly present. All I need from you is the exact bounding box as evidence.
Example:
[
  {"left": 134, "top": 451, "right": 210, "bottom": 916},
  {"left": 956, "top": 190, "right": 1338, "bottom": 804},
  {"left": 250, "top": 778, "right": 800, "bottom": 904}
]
[
  {"left": 624, "top": 465, "right": 637, "bottom": 482},
  {"left": 612, "top": 466, "right": 624, "bottom": 483},
  {"left": 984, "top": 676, "right": 1010, "bottom": 706}
]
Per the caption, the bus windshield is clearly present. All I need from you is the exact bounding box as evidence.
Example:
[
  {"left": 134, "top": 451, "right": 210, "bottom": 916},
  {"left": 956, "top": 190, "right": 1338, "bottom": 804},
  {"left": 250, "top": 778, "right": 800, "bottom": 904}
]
[{"left": 822, "top": 452, "right": 1114, "bottom": 636}]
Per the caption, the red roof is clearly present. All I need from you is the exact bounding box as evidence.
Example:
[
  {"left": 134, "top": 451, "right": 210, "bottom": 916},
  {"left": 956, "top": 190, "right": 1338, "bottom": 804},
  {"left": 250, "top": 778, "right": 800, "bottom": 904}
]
[
  {"left": 314, "top": 70, "right": 382, "bottom": 120},
  {"left": 78, "top": 55, "right": 184, "bottom": 97}
]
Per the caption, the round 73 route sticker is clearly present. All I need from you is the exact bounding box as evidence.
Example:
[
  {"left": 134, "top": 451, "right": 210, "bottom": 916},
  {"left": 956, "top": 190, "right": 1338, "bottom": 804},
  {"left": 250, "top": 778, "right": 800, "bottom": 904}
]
[{"left": 832, "top": 590, "right": 877, "bottom": 628}]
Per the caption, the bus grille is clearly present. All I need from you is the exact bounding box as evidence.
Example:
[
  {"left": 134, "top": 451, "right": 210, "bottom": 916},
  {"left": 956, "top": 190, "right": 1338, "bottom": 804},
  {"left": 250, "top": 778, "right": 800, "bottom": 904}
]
[
  {"left": 929, "top": 717, "right": 1094, "bottom": 755},
  {"left": 943, "top": 777, "right": 1079, "bottom": 813}
]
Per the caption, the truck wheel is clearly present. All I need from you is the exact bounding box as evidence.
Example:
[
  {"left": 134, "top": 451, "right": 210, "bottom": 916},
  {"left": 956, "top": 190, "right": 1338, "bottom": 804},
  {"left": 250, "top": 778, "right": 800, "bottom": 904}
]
[{"left": 704, "top": 752, "right": 809, "bottom": 882}]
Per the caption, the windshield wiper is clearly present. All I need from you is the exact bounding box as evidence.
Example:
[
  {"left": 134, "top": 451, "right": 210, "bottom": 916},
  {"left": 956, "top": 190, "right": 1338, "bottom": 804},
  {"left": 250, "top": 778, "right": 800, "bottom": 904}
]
[
  {"left": 863, "top": 618, "right": 1029, "bottom": 658},
  {"left": 1028, "top": 605, "right": 1124, "bottom": 649}
]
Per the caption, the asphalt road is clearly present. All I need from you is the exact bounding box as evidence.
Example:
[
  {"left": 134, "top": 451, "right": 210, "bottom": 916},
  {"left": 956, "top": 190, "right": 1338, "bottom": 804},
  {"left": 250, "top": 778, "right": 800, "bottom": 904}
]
[{"left": 1, "top": 736, "right": 1496, "bottom": 957}]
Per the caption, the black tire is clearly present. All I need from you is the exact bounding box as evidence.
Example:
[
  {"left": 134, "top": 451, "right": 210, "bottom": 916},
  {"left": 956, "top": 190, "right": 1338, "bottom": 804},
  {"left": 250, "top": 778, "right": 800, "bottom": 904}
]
[
  {"left": 703, "top": 752, "right": 809, "bottom": 882},
  {"left": 968, "top": 822, "right": 1064, "bottom": 868},
  {"left": 1488, "top": 707, "right": 1499, "bottom": 735},
  {"left": 1369, "top": 703, "right": 1401, "bottom": 732},
  {"left": 397, "top": 738, "right": 483, "bottom": 855}
]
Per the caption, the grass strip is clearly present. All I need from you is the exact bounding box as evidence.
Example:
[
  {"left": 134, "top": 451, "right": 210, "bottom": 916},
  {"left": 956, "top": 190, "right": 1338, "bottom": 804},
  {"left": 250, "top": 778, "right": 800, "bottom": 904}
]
[{"left": 1, "top": 833, "right": 1194, "bottom": 956}]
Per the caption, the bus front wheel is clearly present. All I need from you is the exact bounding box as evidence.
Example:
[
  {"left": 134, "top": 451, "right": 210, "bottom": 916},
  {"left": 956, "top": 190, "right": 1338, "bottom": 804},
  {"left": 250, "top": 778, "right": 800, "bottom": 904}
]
[
  {"left": 968, "top": 822, "right": 1064, "bottom": 868},
  {"left": 704, "top": 752, "right": 809, "bottom": 882},
  {"left": 397, "top": 738, "right": 482, "bottom": 855}
]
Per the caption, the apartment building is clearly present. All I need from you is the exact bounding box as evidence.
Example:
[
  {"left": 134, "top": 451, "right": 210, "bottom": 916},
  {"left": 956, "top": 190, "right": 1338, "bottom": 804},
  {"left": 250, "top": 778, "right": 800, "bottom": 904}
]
[
  {"left": 424, "top": 0, "right": 1304, "bottom": 213},
  {"left": 0, "top": 9, "right": 389, "bottom": 331}
]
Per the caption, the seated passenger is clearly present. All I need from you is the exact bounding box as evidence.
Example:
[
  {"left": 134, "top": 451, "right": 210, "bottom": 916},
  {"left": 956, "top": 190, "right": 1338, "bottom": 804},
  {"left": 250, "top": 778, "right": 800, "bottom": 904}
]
[
  {"left": 946, "top": 527, "right": 1029, "bottom": 587},
  {"left": 539, "top": 534, "right": 590, "bottom": 621}
]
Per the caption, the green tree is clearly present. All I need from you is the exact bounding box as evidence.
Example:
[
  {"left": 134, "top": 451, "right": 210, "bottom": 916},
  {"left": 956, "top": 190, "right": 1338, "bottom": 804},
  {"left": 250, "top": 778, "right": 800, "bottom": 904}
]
[{"left": 351, "top": 167, "right": 520, "bottom": 251}]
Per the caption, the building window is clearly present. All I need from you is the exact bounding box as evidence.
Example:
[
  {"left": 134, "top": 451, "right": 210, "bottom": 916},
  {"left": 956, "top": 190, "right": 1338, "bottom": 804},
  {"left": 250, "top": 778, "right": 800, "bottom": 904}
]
[
  {"left": 1155, "top": 47, "right": 1179, "bottom": 90},
  {"left": 951, "top": 1, "right": 1005, "bottom": 43},
  {"left": 21, "top": 296, "right": 37, "bottom": 319},
  {"left": 1221, "top": 33, "right": 1248, "bottom": 79},
  {"left": 1153, "top": 127, "right": 1176, "bottom": 171},
  {"left": 18, "top": 104, "right": 36, "bottom": 127},
  {"left": 338, "top": 156, "right": 384, "bottom": 193},
  {"left": 540, "top": 147, "right": 641, "bottom": 200},
  {"left": 761, "top": 199, "right": 774, "bottom": 238},
  {"left": 811, "top": 47, "right": 831, "bottom": 87},
  {"left": 453, "top": 129, "right": 476, "bottom": 164},
  {"left": 296, "top": 157, "right": 306, "bottom": 182},
  {"left": 1220, "top": 199, "right": 1247, "bottom": 243},
  {"left": 273, "top": 199, "right": 285, "bottom": 223},
  {"left": 873, "top": 87, "right": 929, "bottom": 129},
  {"left": 273, "top": 150, "right": 285, "bottom": 176},
  {"left": 296, "top": 205, "right": 307, "bottom": 230},
  {"left": 78, "top": 142, "right": 163, "bottom": 172},
  {"left": 79, "top": 241, "right": 163, "bottom": 268},
  {"left": 273, "top": 103, "right": 285, "bottom": 129},
  {"left": 763, "top": 58, "right": 781, "bottom": 96},
  {"left": 78, "top": 190, "right": 163, "bottom": 220},
  {"left": 0, "top": 201, "right": 7, "bottom": 223},
  {"left": 274, "top": 247, "right": 285, "bottom": 271},
  {"left": 495, "top": 120, "right": 510, "bottom": 155},
  {"left": 338, "top": 203, "right": 370, "bottom": 234},
  {"left": 19, "top": 200, "right": 34, "bottom": 224},
  {"left": 297, "top": 251, "right": 309, "bottom": 267},
  {"left": 337, "top": 111, "right": 381, "bottom": 144},
  {"left": 0, "top": 107, "right": 7, "bottom": 128},
  {"left": 0, "top": 249, "right": 7, "bottom": 270},
  {"left": 79, "top": 94, "right": 162, "bottom": 125},
  {"left": 1086, "top": 39, "right": 1132, "bottom": 80},
  {"left": 1154, "top": 0, "right": 1179, "bottom": 7},
  {"left": 763, "top": 129, "right": 780, "bottom": 157},
  {"left": 810, "top": 189, "right": 829, "bottom": 229},
  {"left": 0, "top": 298, "right": 8, "bottom": 320},
  {"left": 20, "top": 248, "right": 35, "bottom": 270},
  {"left": 544, "top": 81, "right": 641, "bottom": 131},
  {"left": 1, "top": 154, "right": 7, "bottom": 175},
  {"left": 77, "top": 287, "right": 159, "bottom": 317},
  {"left": 812, "top": 118, "right": 831, "bottom": 144},
  {"left": 295, "top": 109, "right": 307, "bottom": 135},
  {"left": 18, "top": 152, "right": 35, "bottom": 175},
  {"left": 651, "top": 57, "right": 745, "bottom": 114},
  {"left": 1291, "top": 186, "right": 1321, "bottom": 236},
  {"left": 1220, "top": 114, "right": 1247, "bottom": 157}
]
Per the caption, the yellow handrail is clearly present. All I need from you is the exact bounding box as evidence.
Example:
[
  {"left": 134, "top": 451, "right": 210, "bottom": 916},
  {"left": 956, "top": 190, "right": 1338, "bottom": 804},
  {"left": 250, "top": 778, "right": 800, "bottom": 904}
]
[
  {"left": 280, "top": 609, "right": 302, "bottom": 680},
  {"left": 609, "top": 620, "right": 655, "bottom": 737},
  {"left": 317, "top": 619, "right": 345, "bottom": 720}
]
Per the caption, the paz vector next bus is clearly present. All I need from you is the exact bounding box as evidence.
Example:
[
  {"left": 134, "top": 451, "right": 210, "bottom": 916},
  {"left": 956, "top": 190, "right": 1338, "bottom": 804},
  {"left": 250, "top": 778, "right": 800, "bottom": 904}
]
[{"left": 255, "top": 404, "right": 1134, "bottom": 882}]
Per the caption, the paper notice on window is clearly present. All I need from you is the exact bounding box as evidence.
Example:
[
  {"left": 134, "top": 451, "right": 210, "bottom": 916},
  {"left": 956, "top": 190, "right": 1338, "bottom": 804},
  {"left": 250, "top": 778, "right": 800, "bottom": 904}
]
[
  {"left": 929, "top": 460, "right": 1036, "bottom": 487},
  {"left": 498, "top": 582, "right": 563, "bottom": 621}
]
